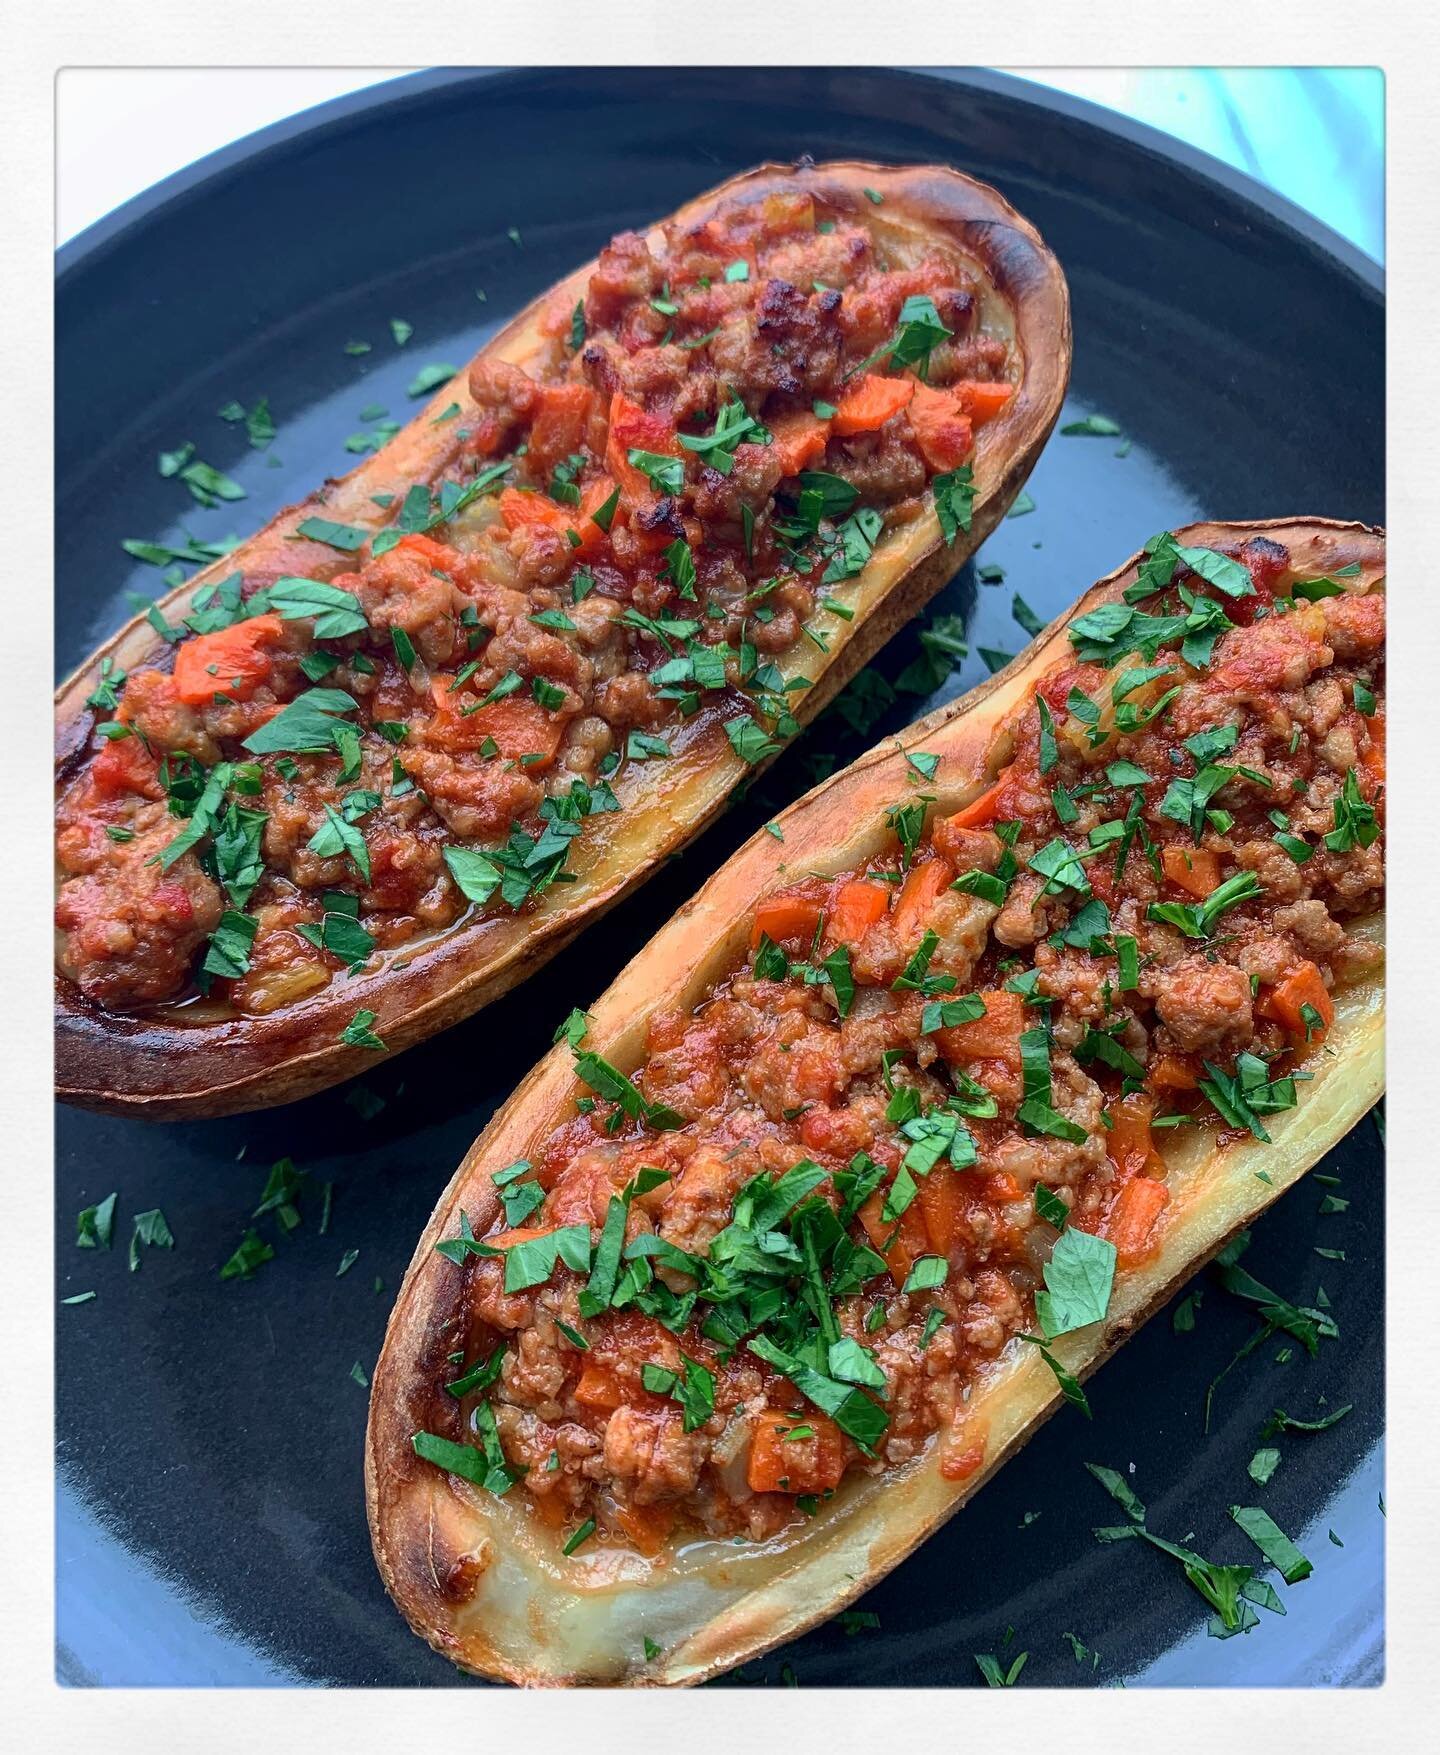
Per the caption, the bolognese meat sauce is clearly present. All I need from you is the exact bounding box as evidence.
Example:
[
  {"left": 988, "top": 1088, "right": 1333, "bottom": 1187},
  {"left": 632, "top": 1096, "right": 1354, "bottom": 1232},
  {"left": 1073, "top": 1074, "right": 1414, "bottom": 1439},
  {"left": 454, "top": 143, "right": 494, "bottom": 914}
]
[
  {"left": 56, "top": 189, "right": 1013, "bottom": 1015},
  {"left": 417, "top": 533, "right": 1383, "bottom": 1554}
]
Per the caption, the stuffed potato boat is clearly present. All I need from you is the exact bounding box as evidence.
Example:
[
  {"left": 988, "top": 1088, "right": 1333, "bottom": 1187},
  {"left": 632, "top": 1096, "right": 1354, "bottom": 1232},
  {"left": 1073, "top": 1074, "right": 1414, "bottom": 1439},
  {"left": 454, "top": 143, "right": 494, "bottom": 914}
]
[
  {"left": 54, "top": 159, "right": 1070, "bottom": 1119},
  {"left": 366, "top": 517, "right": 1384, "bottom": 1686}
]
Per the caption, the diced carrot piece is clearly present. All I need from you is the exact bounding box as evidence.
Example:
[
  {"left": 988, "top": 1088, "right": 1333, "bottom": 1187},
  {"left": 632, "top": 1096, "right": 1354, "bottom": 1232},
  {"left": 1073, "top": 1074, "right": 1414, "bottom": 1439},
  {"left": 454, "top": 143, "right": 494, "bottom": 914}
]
[
  {"left": 858, "top": 1189, "right": 929, "bottom": 1289},
  {"left": 91, "top": 731, "right": 162, "bottom": 799},
  {"left": 499, "top": 486, "right": 569, "bottom": 533},
  {"left": 612, "top": 1501, "right": 677, "bottom": 1557},
  {"left": 831, "top": 374, "right": 916, "bottom": 436},
  {"left": 905, "top": 381, "right": 974, "bottom": 471},
  {"left": 1106, "top": 1176, "right": 1169, "bottom": 1267},
  {"left": 172, "top": 613, "right": 285, "bottom": 706},
  {"left": 1161, "top": 844, "right": 1221, "bottom": 899},
  {"left": 825, "top": 878, "right": 890, "bottom": 948},
  {"left": 503, "top": 476, "right": 617, "bottom": 551},
  {"left": 750, "top": 888, "right": 826, "bottom": 949},
  {"left": 934, "top": 990, "right": 1025, "bottom": 1069},
  {"left": 1104, "top": 1097, "right": 1170, "bottom": 1269},
  {"left": 486, "top": 1225, "right": 552, "bottom": 1249},
  {"left": 1106, "top": 1092, "right": 1161, "bottom": 1181},
  {"left": 747, "top": 1409, "right": 846, "bottom": 1495},
  {"left": 506, "top": 476, "right": 619, "bottom": 555},
  {"left": 527, "top": 382, "right": 596, "bottom": 475},
  {"left": 890, "top": 856, "right": 951, "bottom": 944},
  {"left": 1257, "top": 959, "right": 1335, "bottom": 1041},
  {"left": 573, "top": 473, "right": 620, "bottom": 553},
  {"left": 947, "top": 773, "right": 1009, "bottom": 830},
  {"left": 1148, "top": 1053, "right": 1200, "bottom": 1092},
  {"left": 606, "top": 390, "right": 677, "bottom": 454},
  {"left": 574, "top": 1364, "right": 625, "bottom": 1410},
  {"left": 395, "top": 533, "right": 461, "bottom": 569},
  {"left": 952, "top": 380, "right": 1015, "bottom": 425},
  {"left": 427, "top": 684, "right": 568, "bottom": 765},
  {"left": 767, "top": 409, "right": 831, "bottom": 476},
  {"left": 916, "top": 1168, "right": 962, "bottom": 1255},
  {"left": 605, "top": 391, "right": 678, "bottom": 503}
]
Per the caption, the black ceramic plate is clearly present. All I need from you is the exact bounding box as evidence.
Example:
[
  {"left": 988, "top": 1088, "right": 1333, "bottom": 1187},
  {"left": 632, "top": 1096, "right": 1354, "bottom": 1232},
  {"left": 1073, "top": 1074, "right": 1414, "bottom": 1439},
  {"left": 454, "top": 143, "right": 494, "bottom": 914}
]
[{"left": 55, "top": 66, "right": 1384, "bottom": 1688}]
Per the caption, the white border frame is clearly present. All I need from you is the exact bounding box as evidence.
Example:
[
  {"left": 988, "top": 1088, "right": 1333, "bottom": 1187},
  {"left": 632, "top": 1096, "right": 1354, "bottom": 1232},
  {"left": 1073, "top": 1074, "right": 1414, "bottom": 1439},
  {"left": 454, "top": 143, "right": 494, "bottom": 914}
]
[{"left": 10, "top": 4, "right": 1440, "bottom": 1746}]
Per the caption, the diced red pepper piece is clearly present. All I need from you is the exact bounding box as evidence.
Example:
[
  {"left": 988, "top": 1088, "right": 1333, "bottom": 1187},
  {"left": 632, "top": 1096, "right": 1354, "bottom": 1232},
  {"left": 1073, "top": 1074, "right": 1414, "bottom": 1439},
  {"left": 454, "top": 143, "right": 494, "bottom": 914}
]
[
  {"left": 831, "top": 374, "right": 915, "bottom": 436},
  {"left": 172, "top": 614, "right": 284, "bottom": 706}
]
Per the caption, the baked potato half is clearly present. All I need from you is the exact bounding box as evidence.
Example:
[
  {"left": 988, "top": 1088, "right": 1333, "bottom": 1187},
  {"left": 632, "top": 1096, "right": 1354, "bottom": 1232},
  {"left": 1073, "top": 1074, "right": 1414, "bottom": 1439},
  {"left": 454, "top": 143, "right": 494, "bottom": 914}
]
[
  {"left": 55, "top": 159, "right": 1070, "bottom": 1118},
  {"left": 366, "top": 518, "right": 1383, "bottom": 1686}
]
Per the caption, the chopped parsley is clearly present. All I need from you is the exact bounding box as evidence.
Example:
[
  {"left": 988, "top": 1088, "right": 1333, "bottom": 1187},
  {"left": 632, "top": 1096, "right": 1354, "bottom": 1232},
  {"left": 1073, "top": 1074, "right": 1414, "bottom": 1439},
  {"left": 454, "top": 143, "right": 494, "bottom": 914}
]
[
  {"left": 406, "top": 362, "right": 458, "bottom": 399},
  {"left": 1034, "top": 1226, "right": 1116, "bottom": 1339},
  {"left": 219, "top": 1229, "right": 275, "bottom": 1282},
  {"left": 1060, "top": 413, "right": 1122, "bottom": 437},
  {"left": 1198, "top": 1052, "right": 1301, "bottom": 1144},
  {"left": 1087, "top": 1464, "right": 1283, "bottom": 1638},
  {"left": 1148, "top": 871, "right": 1264, "bottom": 940},
  {"left": 726, "top": 716, "right": 782, "bottom": 766},
  {"left": 572, "top": 1050, "right": 683, "bottom": 1131},
  {"left": 340, "top": 1010, "right": 386, "bottom": 1051},
  {"left": 413, "top": 1419, "right": 520, "bottom": 1497},
  {"left": 563, "top": 1518, "right": 597, "bottom": 1555},
  {"left": 676, "top": 391, "right": 763, "bottom": 475},
  {"left": 626, "top": 449, "right": 684, "bottom": 495},
  {"left": 241, "top": 688, "right": 359, "bottom": 757},
  {"left": 294, "top": 516, "right": 369, "bottom": 552},
  {"left": 1229, "top": 1505, "right": 1312, "bottom": 1584},
  {"left": 76, "top": 1192, "right": 118, "bottom": 1251}
]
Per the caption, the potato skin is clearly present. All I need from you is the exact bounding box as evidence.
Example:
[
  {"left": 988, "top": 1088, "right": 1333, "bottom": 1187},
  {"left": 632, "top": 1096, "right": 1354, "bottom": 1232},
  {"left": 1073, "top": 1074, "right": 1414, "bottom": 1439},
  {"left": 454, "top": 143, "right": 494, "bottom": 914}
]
[
  {"left": 365, "top": 518, "right": 1384, "bottom": 1687},
  {"left": 55, "top": 159, "right": 1072, "bottom": 1120}
]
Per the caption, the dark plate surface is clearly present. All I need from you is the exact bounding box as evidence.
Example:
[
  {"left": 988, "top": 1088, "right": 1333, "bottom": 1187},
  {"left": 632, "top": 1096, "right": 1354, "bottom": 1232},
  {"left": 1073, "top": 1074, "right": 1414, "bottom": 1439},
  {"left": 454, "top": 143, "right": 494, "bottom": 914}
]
[{"left": 55, "top": 66, "right": 1384, "bottom": 1688}]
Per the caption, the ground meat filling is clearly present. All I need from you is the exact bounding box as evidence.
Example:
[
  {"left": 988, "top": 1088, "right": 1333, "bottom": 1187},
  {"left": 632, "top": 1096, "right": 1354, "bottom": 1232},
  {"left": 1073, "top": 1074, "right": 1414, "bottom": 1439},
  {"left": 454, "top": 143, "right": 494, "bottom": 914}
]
[
  {"left": 57, "top": 188, "right": 1015, "bottom": 1014},
  {"left": 429, "top": 540, "right": 1382, "bottom": 1553}
]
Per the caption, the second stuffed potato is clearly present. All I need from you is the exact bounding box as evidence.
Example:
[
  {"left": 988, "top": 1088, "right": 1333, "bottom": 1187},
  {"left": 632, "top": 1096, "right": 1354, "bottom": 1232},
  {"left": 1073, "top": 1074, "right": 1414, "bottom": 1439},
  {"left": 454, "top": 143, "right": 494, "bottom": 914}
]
[{"left": 367, "top": 517, "right": 1384, "bottom": 1685}]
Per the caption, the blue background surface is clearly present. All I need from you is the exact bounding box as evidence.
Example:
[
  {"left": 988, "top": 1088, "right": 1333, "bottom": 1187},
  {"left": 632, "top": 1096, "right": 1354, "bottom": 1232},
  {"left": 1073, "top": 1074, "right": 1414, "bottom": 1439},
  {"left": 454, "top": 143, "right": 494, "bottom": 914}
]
[{"left": 1021, "top": 68, "right": 1383, "bottom": 262}]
